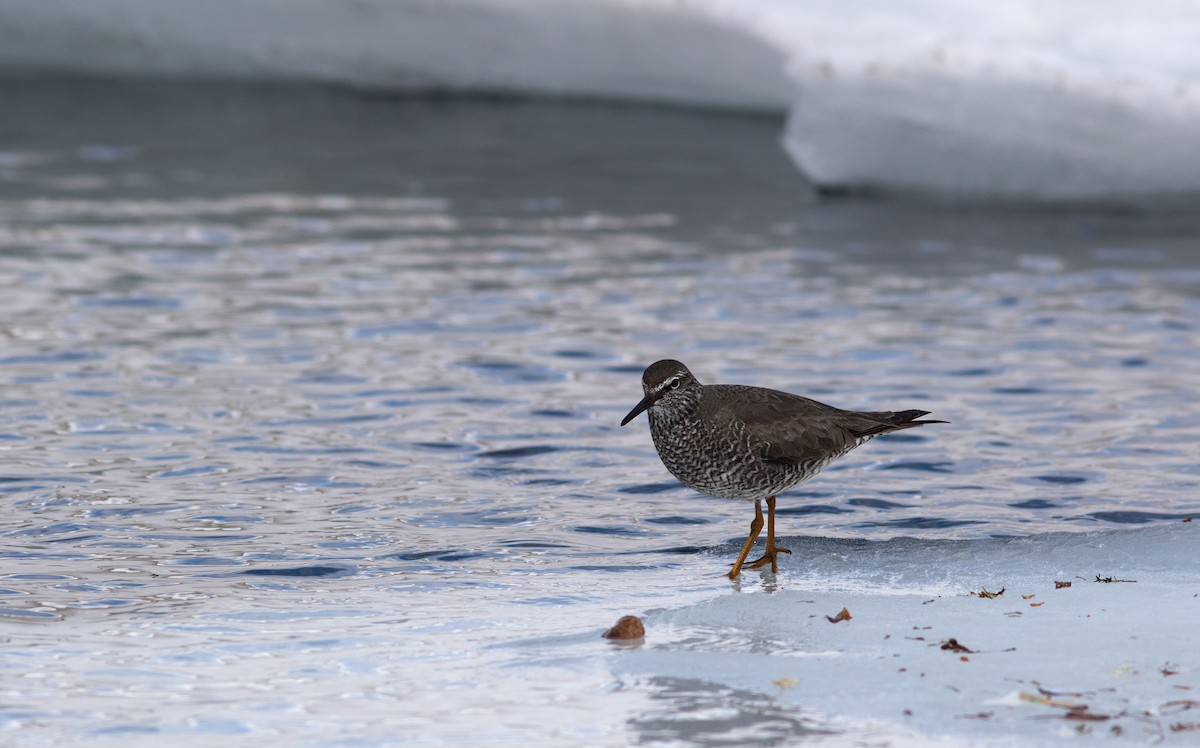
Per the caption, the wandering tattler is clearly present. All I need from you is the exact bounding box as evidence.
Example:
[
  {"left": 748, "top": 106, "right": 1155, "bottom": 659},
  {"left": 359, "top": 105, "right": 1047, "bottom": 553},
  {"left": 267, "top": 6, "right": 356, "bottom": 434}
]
[{"left": 621, "top": 359, "right": 945, "bottom": 579}]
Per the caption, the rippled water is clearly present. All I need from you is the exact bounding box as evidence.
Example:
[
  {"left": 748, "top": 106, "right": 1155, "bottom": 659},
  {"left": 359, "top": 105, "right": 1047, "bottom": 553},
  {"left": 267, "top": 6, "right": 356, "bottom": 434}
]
[{"left": 2, "top": 81, "right": 1199, "bottom": 745}]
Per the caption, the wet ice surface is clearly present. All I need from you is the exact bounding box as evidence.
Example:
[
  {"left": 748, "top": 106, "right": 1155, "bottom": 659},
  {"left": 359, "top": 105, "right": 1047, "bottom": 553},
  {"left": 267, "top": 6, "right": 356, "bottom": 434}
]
[{"left": 1, "top": 82, "right": 1199, "bottom": 746}]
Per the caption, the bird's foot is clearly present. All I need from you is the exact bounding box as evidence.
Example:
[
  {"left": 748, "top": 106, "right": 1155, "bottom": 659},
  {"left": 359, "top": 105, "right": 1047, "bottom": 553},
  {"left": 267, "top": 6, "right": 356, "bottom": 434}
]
[{"left": 747, "top": 544, "right": 791, "bottom": 572}]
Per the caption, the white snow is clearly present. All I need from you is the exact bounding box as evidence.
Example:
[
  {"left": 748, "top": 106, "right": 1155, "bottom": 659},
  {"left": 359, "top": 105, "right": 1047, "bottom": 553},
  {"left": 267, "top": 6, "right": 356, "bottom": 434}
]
[{"left": 2, "top": 0, "right": 1200, "bottom": 201}]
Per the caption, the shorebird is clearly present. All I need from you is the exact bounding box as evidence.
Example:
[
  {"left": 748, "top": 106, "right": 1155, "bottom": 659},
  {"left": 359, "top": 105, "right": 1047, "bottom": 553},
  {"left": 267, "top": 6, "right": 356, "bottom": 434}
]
[{"left": 621, "top": 359, "right": 945, "bottom": 579}]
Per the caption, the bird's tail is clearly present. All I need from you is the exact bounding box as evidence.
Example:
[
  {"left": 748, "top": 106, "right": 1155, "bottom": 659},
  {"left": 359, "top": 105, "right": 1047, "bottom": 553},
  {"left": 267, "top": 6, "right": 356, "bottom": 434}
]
[{"left": 851, "top": 409, "right": 947, "bottom": 438}]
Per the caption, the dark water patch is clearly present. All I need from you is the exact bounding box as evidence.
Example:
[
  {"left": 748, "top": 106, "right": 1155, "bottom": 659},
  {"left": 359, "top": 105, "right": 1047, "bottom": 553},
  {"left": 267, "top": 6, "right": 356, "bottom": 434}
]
[
  {"left": 76, "top": 296, "right": 181, "bottom": 309},
  {"left": 502, "top": 540, "right": 572, "bottom": 549},
  {"left": 620, "top": 545, "right": 706, "bottom": 555},
  {"left": 292, "top": 372, "right": 369, "bottom": 385},
  {"left": 258, "top": 413, "right": 392, "bottom": 426},
  {"left": 354, "top": 385, "right": 456, "bottom": 398},
  {"left": 4, "top": 522, "right": 94, "bottom": 537},
  {"left": 160, "top": 349, "right": 225, "bottom": 364},
  {"left": 387, "top": 549, "right": 494, "bottom": 562},
  {"left": 1032, "top": 474, "right": 1089, "bottom": 484},
  {"left": 876, "top": 432, "right": 933, "bottom": 443},
  {"left": 521, "top": 478, "right": 579, "bottom": 486},
  {"left": 573, "top": 525, "right": 647, "bottom": 537},
  {"left": 89, "top": 726, "right": 163, "bottom": 737},
  {"left": 619, "top": 482, "right": 685, "bottom": 494},
  {"left": 456, "top": 396, "right": 507, "bottom": 406},
  {"left": 238, "top": 475, "right": 367, "bottom": 488},
  {"left": 1010, "top": 499, "right": 1058, "bottom": 509},
  {"left": 948, "top": 367, "right": 997, "bottom": 377},
  {"left": 151, "top": 465, "right": 226, "bottom": 478},
  {"left": 353, "top": 320, "right": 442, "bottom": 338},
  {"left": 47, "top": 533, "right": 103, "bottom": 543},
  {"left": 143, "top": 533, "right": 258, "bottom": 541},
  {"left": 1121, "top": 357, "right": 1149, "bottom": 367},
  {"left": 477, "top": 445, "right": 559, "bottom": 459},
  {"left": 242, "top": 565, "right": 356, "bottom": 578},
  {"left": 460, "top": 358, "right": 565, "bottom": 384},
  {"left": 0, "top": 551, "right": 92, "bottom": 560},
  {"left": 413, "top": 441, "right": 475, "bottom": 451},
  {"left": 172, "top": 557, "right": 245, "bottom": 566},
  {"left": 875, "top": 461, "right": 955, "bottom": 473},
  {"left": 603, "top": 364, "right": 646, "bottom": 374},
  {"left": 0, "top": 351, "right": 105, "bottom": 366},
  {"left": 0, "top": 400, "right": 40, "bottom": 409},
  {"left": 192, "top": 514, "right": 267, "bottom": 523},
  {"left": 85, "top": 505, "right": 179, "bottom": 518},
  {"left": 776, "top": 504, "right": 853, "bottom": 516},
  {"left": 854, "top": 517, "right": 985, "bottom": 530},
  {"left": 846, "top": 498, "right": 911, "bottom": 510},
  {"left": 1089, "top": 511, "right": 1196, "bottom": 524},
  {"left": 4, "top": 573, "right": 76, "bottom": 581},
  {"left": 412, "top": 509, "right": 536, "bottom": 528},
  {"left": 512, "top": 595, "right": 598, "bottom": 605},
  {"left": 466, "top": 465, "right": 540, "bottom": 479},
  {"left": 643, "top": 515, "right": 711, "bottom": 525},
  {"left": 552, "top": 349, "right": 608, "bottom": 359},
  {"left": 65, "top": 389, "right": 119, "bottom": 397},
  {"left": 0, "top": 607, "right": 62, "bottom": 620},
  {"left": 231, "top": 446, "right": 369, "bottom": 456},
  {"left": 0, "top": 482, "right": 51, "bottom": 494},
  {"left": 530, "top": 409, "right": 580, "bottom": 418},
  {"left": 991, "top": 386, "right": 1043, "bottom": 395},
  {"left": 343, "top": 459, "right": 409, "bottom": 469},
  {"left": 60, "top": 598, "right": 143, "bottom": 609}
]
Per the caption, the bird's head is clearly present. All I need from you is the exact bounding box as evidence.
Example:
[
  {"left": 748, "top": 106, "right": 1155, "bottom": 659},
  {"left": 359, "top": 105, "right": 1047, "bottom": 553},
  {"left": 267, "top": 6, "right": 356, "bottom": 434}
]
[{"left": 620, "top": 359, "right": 699, "bottom": 426}]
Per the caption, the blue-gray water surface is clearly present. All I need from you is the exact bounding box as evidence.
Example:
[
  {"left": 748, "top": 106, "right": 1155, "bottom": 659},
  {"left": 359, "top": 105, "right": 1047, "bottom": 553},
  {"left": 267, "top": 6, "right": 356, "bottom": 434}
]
[{"left": 1, "top": 81, "right": 1199, "bottom": 746}]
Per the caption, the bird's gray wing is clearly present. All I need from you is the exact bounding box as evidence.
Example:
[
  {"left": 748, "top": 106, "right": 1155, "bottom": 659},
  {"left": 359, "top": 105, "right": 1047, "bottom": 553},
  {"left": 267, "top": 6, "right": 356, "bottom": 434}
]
[{"left": 702, "top": 385, "right": 863, "bottom": 465}]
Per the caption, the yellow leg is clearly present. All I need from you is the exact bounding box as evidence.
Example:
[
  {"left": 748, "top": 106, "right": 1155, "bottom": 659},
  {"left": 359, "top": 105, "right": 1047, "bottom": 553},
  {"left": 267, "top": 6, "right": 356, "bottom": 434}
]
[
  {"left": 727, "top": 499, "right": 765, "bottom": 580},
  {"left": 747, "top": 496, "right": 792, "bottom": 572}
]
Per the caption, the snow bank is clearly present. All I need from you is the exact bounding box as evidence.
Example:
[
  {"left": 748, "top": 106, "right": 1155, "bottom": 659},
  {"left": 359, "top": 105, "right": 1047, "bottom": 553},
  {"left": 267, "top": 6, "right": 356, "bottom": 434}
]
[{"left": 2, "top": 0, "right": 1199, "bottom": 201}]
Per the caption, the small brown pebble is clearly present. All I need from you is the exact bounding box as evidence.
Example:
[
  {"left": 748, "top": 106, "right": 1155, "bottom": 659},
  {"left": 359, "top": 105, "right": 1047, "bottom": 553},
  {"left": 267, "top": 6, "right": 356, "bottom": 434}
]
[
  {"left": 602, "top": 615, "right": 645, "bottom": 640},
  {"left": 1055, "top": 581, "right": 1072, "bottom": 589}
]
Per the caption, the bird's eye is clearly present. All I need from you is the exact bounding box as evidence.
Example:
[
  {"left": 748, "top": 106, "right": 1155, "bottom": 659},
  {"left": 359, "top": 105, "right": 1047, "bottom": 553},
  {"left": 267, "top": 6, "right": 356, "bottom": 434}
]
[{"left": 668, "top": 378, "right": 681, "bottom": 390}]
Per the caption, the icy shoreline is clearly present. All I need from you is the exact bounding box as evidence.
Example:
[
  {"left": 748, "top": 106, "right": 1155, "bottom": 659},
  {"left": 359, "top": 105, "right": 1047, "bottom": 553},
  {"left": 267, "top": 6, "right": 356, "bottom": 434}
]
[
  {"left": 3, "top": 0, "right": 1200, "bottom": 201},
  {"left": 606, "top": 522, "right": 1200, "bottom": 745}
]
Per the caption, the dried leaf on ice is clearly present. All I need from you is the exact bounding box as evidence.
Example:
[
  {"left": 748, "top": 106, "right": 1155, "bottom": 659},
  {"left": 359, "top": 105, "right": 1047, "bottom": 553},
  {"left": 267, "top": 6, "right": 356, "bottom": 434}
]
[
  {"left": 974, "top": 587, "right": 1005, "bottom": 599},
  {"left": 1020, "top": 691, "right": 1087, "bottom": 710},
  {"left": 826, "top": 607, "right": 852, "bottom": 623},
  {"left": 1064, "top": 710, "right": 1110, "bottom": 722},
  {"left": 940, "top": 638, "right": 975, "bottom": 653}
]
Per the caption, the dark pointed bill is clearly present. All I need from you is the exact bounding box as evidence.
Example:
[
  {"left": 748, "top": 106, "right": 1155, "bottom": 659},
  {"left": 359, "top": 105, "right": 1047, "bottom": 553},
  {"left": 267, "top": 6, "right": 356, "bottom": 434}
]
[{"left": 620, "top": 393, "right": 655, "bottom": 426}]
